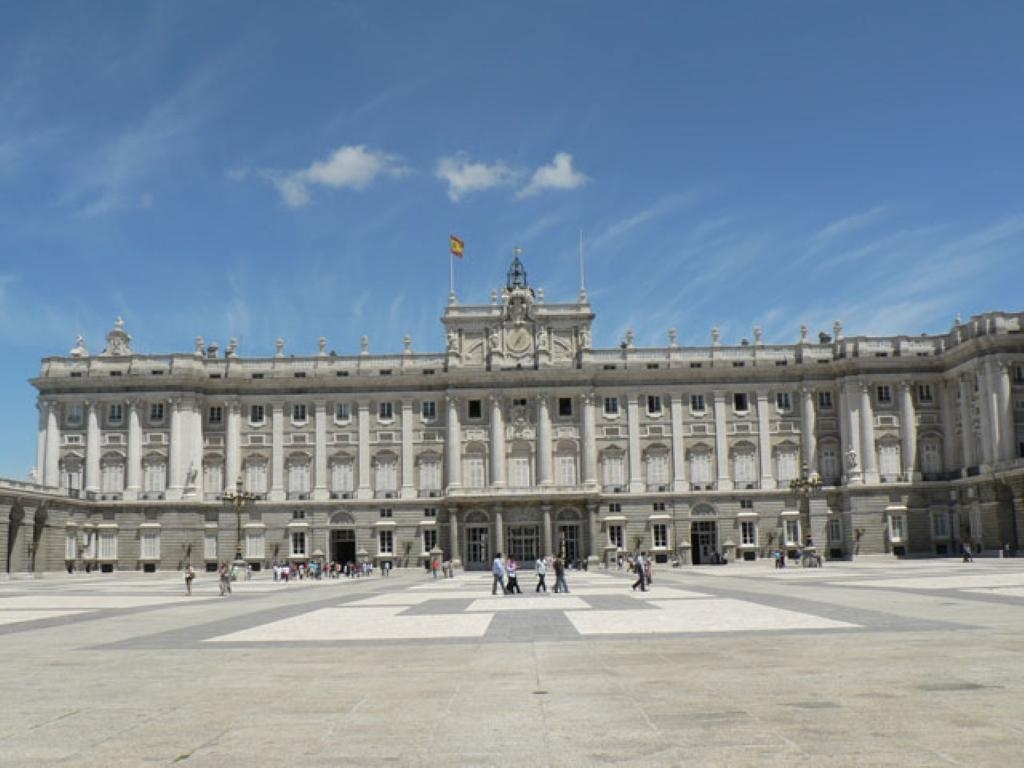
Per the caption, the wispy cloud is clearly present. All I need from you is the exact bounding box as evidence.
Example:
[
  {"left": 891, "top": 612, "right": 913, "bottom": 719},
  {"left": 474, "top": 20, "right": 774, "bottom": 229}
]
[
  {"left": 268, "top": 145, "right": 411, "bottom": 208},
  {"left": 435, "top": 153, "right": 519, "bottom": 202},
  {"left": 591, "top": 193, "right": 697, "bottom": 252},
  {"left": 517, "top": 152, "right": 589, "bottom": 198},
  {"left": 812, "top": 205, "right": 890, "bottom": 246}
]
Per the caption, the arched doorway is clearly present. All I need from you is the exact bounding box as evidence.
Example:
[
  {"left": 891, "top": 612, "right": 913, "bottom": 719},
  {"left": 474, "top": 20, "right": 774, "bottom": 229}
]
[
  {"left": 463, "top": 510, "right": 489, "bottom": 570},
  {"left": 690, "top": 504, "right": 718, "bottom": 565},
  {"left": 328, "top": 511, "right": 356, "bottom": 565}
]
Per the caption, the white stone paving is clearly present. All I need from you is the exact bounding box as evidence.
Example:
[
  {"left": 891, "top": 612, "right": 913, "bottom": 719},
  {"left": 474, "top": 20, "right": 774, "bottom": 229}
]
[
  {"left": 0, "top": 595, "right": 217, "bottom": 609},
  {"left": 0, "top": 609, "right": 90, "bottom": 626},
  {"left": 833, "top": 572, "right": 1024, "bottom": 591},
  {"left": 567, "top": 598, "right": 859, "bottom": 635},
  {"left": 207, "top": 606, "right": 494, "bottom": 642}
]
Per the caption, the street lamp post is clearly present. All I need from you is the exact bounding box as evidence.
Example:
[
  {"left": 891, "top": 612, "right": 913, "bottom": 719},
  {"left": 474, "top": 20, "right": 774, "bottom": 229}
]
[
  {"left": 790, "top": 462, "right": 822, "bottom": 565},
  {"left": 223, "top": 475, "right": 256, "bottom": 565}
]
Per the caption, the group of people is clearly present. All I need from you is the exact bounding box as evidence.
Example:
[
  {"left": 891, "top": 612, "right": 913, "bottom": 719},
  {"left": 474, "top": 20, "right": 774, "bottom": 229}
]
[{"left": 491, "top": 553, "right": 571, "bottom": 594}]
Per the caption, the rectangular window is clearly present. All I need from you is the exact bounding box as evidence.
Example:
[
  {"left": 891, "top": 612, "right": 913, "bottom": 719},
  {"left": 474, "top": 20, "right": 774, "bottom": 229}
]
[
  {"left": 67, "top": 404, "right": 84, "bottom": 426},
  {"left": 509, "top": 456, "right": 531, "bottom": 488},
  {"left": 652, "top": 523, "right": 668, "bottom": 549},
  {"left": 464, "top": 456, "right": 486, "bottom": 488},
  {"left": 652, "top": 501, "right": 666, "bottom": 511},
  {"left": 828, "top": 517, "right": 842, "bottom": 543},
  {"left": 204, "top": 532, "right": 217, "bottom": 561},
  {"left": 821, "top": 447, "right": 839, "bottom": 482},
  {"left": 246, "top": 529, "right": 265, "bottom": 560},
  {"left": 603, "top": 397, "right": 619, "bottom": 416},
  {"left": 817, "top": 392, "right": 833, "bottom": 410},
  {"left": 467, "top": 399, "right": 482, "bottom": 419},
  {"left": 889, "top": 515, "right": 905, "bottom": 543},
  {"left": 558, "top": 397, "right": 573, "bottom": 417},
  {"left": 775, "top": 392, "right": 791, "bottom": 411},
  {"left": 741, "top": 520, "right": 757, "bottom": 546},
  {"left": 739, "top": 499, "right": 753, "bottom": 509},
  {"left": 250, "top": 404, "right": 265, "bottom": 424},
  {"left": 335, "top": 402, "right": 351, "bottom": 422},
  {"left": 375, "top": 460, "right": 397, "bottom": 493},
  {"left": 331, "top": 460, "right": 354, "bottom": 493},
  {"left": 556, "top": 455, "right": 577, "bottom": 486},
  {"left": 65, "top": 531, "right": 77, "bottom": 560},
  {"left": 378, "top": 529, "right": 394, "bottom": 555},
  {"left": 379, "top": 508, "right": 393, "bottom": 518},
  {"left": 690, "top": 394, "right": 706, "bottom": 413},
  {"left": 245, "top": 462, "right": 268, "bottom": 494},
  {"left": 140, "top": 530, "right": 160, "bottom": 560},
  {"left": 149, "top": 402, "right": 165, "bottom": 422},
  {"left": 646, "top": 453, "right": 669, "bottom": 487},
  {"left": 98, "top": 530, "right": 118, "bottom": 560},
  {"left": 421, "top": 401, "right": 437, "bottom": 421},
  {"left": 422, "top": 528, "right": 438, "bottom": 553},
  {"left": 647, "top": 395, "right": 662, "bottom": 415},
  {"left": 690, "top": 452, "right": 712, "bottom": 484},
  {"left": 784, "top": 519, "right": 801, "bottom": 546},
  {"left": 734, "top": 393, "right": 749, "bottom": 412},
  {"left": 290, "top": 531, "right": 306, "bottom": 557},
  {"left": 378, "top": 402, "right": 393, "bottom": 421},
  {"left": 877, "top": 385, "right": 893, "bottom": 404},
  {"left": 932, "top": 513, "right": 949, "bottom": 539},
  {"left": 608, "top": 503, "right": 621, "bottom": 513},
  {"left": 776, "top": 451, "right": 798, "bottom": 483},
  {"left": 917, "top": 384, "right": 934, "bottom": 403},
  {"left": 602, "top": 454, "right": 625, "bottom": 488},
  {"left": 879, "top": 443, "right": 900, "bottom": 480},
  {"left": 292, "top": 404, "right": 307, "bottom": 422},
  {"left": 108, "top": 403, "right": 123, "bottom": 424},
  {"left": 608, "top": 524, "right": 624, "bottom": 549},
  {"left": 418, "top": 460, "right": 441, "bottom": 492},
  {"left": 208, "top": 406, "right": 223, "bottom": 424},
  {"left": 512, "top": 398, "right": 527, "bottom": 408},
  {"left": 424, "top": 507, "right": 438, "bottom": 517}
]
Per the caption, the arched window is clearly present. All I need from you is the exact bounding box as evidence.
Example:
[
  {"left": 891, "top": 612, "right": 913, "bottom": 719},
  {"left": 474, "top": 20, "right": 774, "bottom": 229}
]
[
  {"left": 554, "top": 439, "right": 578, "bottom": 487},
  {"left": 878, "top": 439, "right": 901, "bottom": 481},
  {"left": 775, "top": 444, "right": 798, "bottom": 484},
  {"left": 243, "top": 455, "right": 268, "bottom": 495},
  {"left": 644, "top": 445, "right": 669, "bottom": 490},
  {"left": 819, "top": 442, "right": 840, "bottom": 483},
  {"left": 329, "top": 454, "right": 354, "bottom": 494},
  {"left": 731, "top": 442, "right": 757, "bottom": 487},
  {"left": 601, "top": 447, "right": 625, "bottom": 491}
]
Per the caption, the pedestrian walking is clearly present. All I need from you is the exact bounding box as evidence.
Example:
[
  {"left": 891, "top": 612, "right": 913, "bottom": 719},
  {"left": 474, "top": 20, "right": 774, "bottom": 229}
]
[
  {"left": 632, "top": 551, "right": 647, "bottom": 592},
  {"left": 218, "top": 563, "right": 231, "bottom": 596},
  {"left": 184, "top": 564, "right": 195, "bottom": 596},
  {"left": 535, "top": 555, "right": 548, "bottom": 592},
  {"left": 492, "top": 552, "right": 507, "bottom": 595},
  {"left": 553, "top": 556, "right": 569, "bottom": 593},
  {"left": 506, "top": 556, "right": 521, "bottom": 594}
]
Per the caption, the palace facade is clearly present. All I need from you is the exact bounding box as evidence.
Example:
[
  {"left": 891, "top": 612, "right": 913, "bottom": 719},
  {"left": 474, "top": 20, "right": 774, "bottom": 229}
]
[{"left": 3, "top": 255, "right": 1024, "bottom": 574}]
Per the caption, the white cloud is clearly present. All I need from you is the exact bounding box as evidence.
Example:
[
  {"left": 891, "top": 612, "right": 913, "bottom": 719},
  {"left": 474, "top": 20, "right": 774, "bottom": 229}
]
[
  {"left": 517, "top": 152, "right": 589, "bottom": 198},
  {"left": 435, "top": 153, "right": 518, "bottom": 202},
  {"left": 272, "top": 145, "right": 410, "bottom": 208},
  {"left": 813, "top": 206, "right": 890, "bottom": 246}
]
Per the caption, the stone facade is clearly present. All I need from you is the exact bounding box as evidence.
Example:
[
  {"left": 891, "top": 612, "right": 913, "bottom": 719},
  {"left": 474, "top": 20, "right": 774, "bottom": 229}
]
[{"left": 4, "top": 255, "right": 1024, "bottom": 573}]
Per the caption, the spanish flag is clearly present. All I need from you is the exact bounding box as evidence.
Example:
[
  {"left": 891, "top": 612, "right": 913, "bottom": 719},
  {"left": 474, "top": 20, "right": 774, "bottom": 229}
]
[{"left": 449, "top": 234, "right": 465, "bottom": 259}]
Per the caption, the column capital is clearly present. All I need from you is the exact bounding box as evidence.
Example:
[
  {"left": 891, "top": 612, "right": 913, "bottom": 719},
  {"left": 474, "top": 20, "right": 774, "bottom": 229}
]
[
  {"left": 755, "top": 389, "right": 770, "bottom": 401},
  {"left": 489, "top": 393, "right": 503, "bottom": 407}
]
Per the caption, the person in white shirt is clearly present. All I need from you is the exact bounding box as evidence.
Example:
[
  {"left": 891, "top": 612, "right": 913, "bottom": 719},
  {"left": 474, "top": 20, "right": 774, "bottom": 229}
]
[
  {"left": 535, "top": 556, "right": 548, "bottom": 592},
  {"left": 491, "top": 553, "right": 506, "bottom": 595}
]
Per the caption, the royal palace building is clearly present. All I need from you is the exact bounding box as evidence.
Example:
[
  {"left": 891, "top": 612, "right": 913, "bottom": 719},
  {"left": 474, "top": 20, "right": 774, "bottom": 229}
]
[{"left": 3, "top": 254, "right": 1024, "bottom": 574}]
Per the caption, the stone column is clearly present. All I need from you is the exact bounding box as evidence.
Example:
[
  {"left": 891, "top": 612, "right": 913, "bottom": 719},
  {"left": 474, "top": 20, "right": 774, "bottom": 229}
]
[
  {"left": 581, "top": 392, "right": 597, "bottom": 488},
  {"left": 757, "top": 390, "right": 774, "bottom": 488},
  {"left": 185, "top": 397, "right": 203, "bottom": 497},
  {"left": 9, "top": 506, "right": 36, "bottom": 573},
  {"left": 490, "top": 396, "right": 506, "bottom": 487},
  {"left": 358, "top": 400, "right": 372, "bottom": 499},
  {"left": 314, "top": 400, "right": 329, "bottom": 501},
  {"left": 449, "top": 508, "right": 461, "bottom": 565},
  {"left": 841, "top": 381, "right": 862, "bottom": 484},
  {"left": 493, "top": 507, "right": 504, "bottom": 556},
  {"left": 978, "top": 364, "right": 995, "bottom": 468},
  {"left": 125, "top": 401, "right": 142, "bottom": 500},
  {"left": 899, "top": 382, "right": 918, "bottom": 481},
  {"left": 959, "top": 375, "right": 977, "bottom": 471},
  {"left": 799, "top": 387, "right": 817, "bottom": 477},
  {"left": 626, "top": 394, "right": 643, "bottom": 492},
  {"left": 542, "top": 505, "right": 553, "bottom": 557},
  {"left": 398, "top": 399, "right": 415, "bottom": 499},
  {"left": 0, "top": 504, "right": 10, "bottom": 574},
  {"left": 939, "top": 379, "right": 957, "bottom": 472},
  {"left": 536, "top": 395, "right": 553, "bottom": 486},
  {"left": 36, "top": 403, "right": 47, "bottom": 485},
  {"left": 713, "top": 390, "right": 732, "bottom": 490},
  {"left": 270, "top": 401, "right": 285, "bottom": 501},
  {"left": 859, "top": 382, "right": 878, "bottom": 484},
  {"left": 996, "top": 362, "right": 1014, "bottom": 462},
  {"left": 670, "top": 394, "right": 688, "bottom": 492},
  {"left": 587, "top": 502, "right": 600, "bottom": 563},
  {"left": 445, "top": 395, "right": 461, "bottom": 490},
  {"left": 167, "top": 399, "right": 183, "bottom": 500},
  {"left": 225, "top": 398, "right": 241, "bottom": 491},
  {"left": 44, "top": 401, "right": 61, "bottom": 488},
  {"left": 85, "top": 401, "right": 101, "bottom": 496}
]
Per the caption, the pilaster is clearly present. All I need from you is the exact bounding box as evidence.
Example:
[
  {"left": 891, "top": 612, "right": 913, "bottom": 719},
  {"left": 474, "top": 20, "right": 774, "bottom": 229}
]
[
  {"left": 445, "top": 394, "right": 461, "bottom": 491},
  {"left": 314, "top": 400, "right": 329, "bottom": 501},
  {"left": 270, "top": 401, "right": 285, "bottom": 501},
  {"left": 400, "top": 399, "right": 415, "bottom": 499},
  {"left": 358, "top": 400, "right": 372, "bottom": 499},
  {"left": 536, "top": 395, "right": 553, "bottom": 486},
  {"left": 44, "top": 401, "right": 61, "bottom": 488},
  {"left": 859, "top": 382, "right": 878, "bottom": 484},
  {"left": 757, "top": 390, "right": 774, "bottom": 488},
  {"left": 581, "top": 392, "right": 598, "bottom": 488},
  {"left": 626, "top": 394, "right": 643, "bottom": 493},
  {"left": 125, "top": 400, "right": 142, "bottom": 500},
  {"left": 490, "top": 396, "right": 506, "bottom": 488},
  {"left": 899, "top": 381, "right": 919, "bottom": 481},
  {"left": 669, "top": 394, "right": 688, "bottom": 492},
  {"left": 225, "top": 398, "right": 241, "bottom": 492},
  {"left": 713, "top": 391, "right": 732, "bottom": 490},
  {"left": 85, "top": 401, "right": 101, "bottom": 495}
]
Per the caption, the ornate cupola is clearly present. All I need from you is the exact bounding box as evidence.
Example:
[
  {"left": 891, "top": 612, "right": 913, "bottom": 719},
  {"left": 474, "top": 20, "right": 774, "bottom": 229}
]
[
  {"left": 442, "top": 246, "right": 594, "bottom": 370},
  {"left": 100, "top": 316, "right": 133, "bottom": 357}
]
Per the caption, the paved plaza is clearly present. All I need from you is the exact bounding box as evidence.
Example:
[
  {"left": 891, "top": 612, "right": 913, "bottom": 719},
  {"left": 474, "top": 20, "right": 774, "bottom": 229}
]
[{"left": 2, "top": 560, "right": 1024, "bottom": 766}]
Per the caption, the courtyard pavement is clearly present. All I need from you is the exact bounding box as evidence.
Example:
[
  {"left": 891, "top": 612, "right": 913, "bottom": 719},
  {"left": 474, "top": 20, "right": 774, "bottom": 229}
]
[{"left": 2, "top": 559, "right": 1023, "bottom": 766}]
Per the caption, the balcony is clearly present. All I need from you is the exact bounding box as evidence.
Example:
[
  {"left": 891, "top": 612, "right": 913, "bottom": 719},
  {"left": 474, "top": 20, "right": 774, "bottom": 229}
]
[
  {"left": 419, "top": 489, "right": 442, "bottom": 498},
  {"left": 330, "top": 491, "right": 354, "bottom": 499}
]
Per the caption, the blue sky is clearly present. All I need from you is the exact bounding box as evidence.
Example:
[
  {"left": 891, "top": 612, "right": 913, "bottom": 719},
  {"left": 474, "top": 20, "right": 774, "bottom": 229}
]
[{"left": 1, "top": 1, "right": 1023, "bottom": 479}]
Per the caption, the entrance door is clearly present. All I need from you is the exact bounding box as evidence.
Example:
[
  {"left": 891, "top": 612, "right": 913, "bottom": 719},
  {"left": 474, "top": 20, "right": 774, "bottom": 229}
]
[
  {"left": 466, "top": 526, "right": 489, "bottom": 570},
  {"left": 331, "top": 529, "right": 356, "bottom": 565},
  {"left": 557, "top": 525, "right": 580, "bottom": 564},
  {"left": 690, "top": 521, "right": 717, "bottom": 565},
  {"left": 506, "top": 525, "right": 540, "bottom": 562}
]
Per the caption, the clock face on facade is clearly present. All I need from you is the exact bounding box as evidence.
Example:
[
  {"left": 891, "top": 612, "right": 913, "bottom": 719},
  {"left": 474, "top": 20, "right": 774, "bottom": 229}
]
[{"left": 506, "top": 326, "right": 531, "bottom": 355}]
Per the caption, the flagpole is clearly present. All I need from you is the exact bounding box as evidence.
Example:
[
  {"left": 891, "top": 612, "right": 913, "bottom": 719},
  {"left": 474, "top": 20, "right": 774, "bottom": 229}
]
[{"left": 449, "top": 249, "right": 455, "bottom": 303}]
